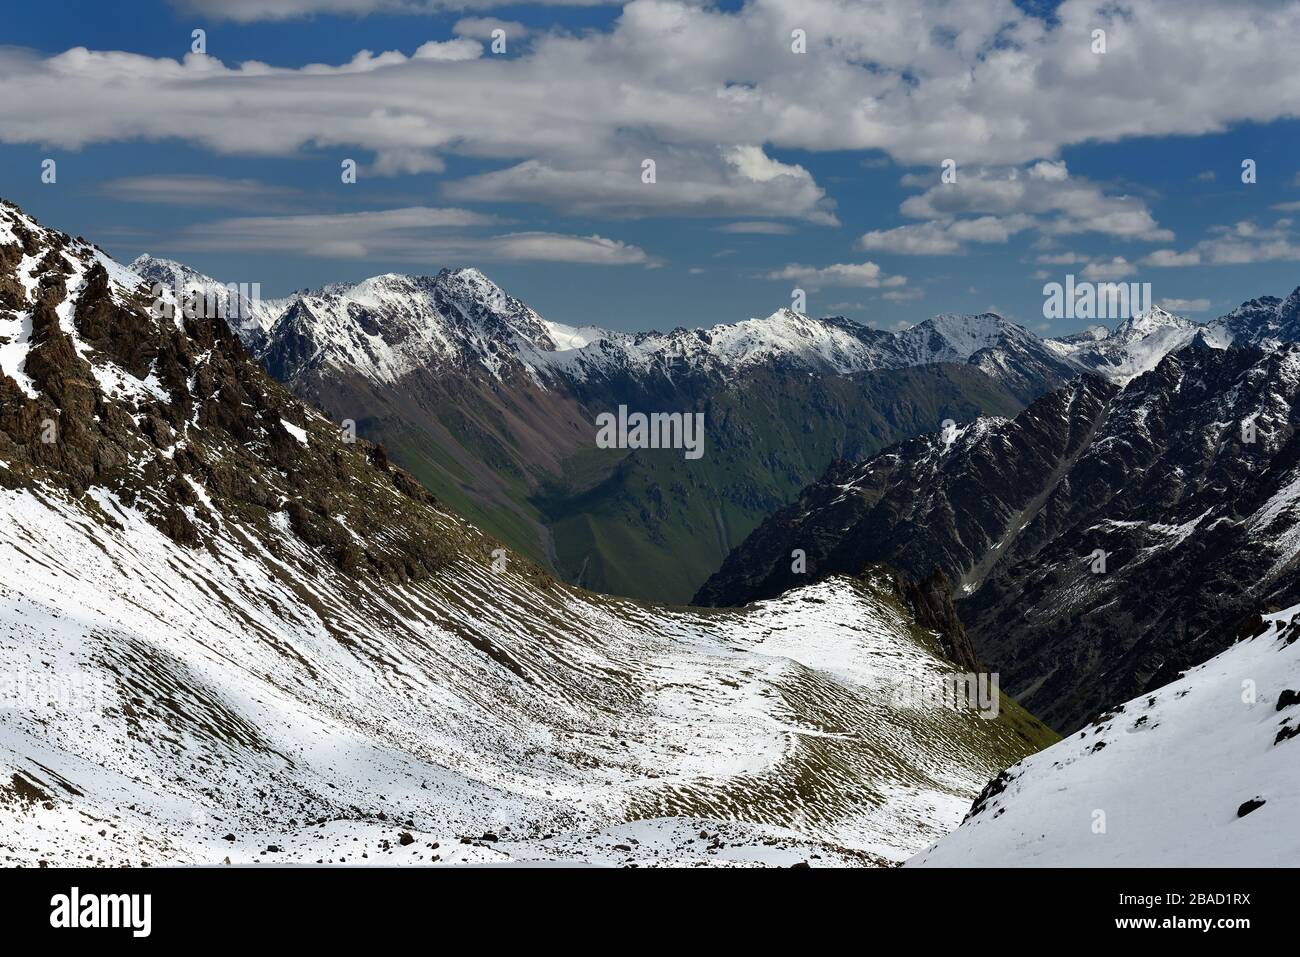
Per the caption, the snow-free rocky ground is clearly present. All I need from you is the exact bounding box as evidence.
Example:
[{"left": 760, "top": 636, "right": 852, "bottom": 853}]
[{"left": 0, "top": 199, "right": 1050, "bottom": 868}]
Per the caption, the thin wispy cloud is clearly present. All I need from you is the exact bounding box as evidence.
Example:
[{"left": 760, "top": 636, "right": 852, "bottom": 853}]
[
  {"left": 164, "top": 206, "right": 655, "bottom": 265},
  {"left": 97, "top": 174, "right": 304, "bottom": 210}
]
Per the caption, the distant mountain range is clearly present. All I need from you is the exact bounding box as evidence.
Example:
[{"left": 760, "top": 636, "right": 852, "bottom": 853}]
[
  {"left": 127, "top": 254, "right": 1300, "bottom": 605},
  {"left": 130, "top": 255, "right": 1079, "bottom": 602}
]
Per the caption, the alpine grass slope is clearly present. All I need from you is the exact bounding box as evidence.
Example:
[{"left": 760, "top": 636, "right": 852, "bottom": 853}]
[{"left": 0, "top": 199, "right": 1053, "bottom": 867}]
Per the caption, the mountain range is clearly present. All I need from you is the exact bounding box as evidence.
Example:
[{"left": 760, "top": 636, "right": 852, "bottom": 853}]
[
  {"left": 132, "top": 253, "right": 1300, "bottom": 607},
  {"left": 8, "top": 197, "right": 1300, "bottom": 866},
  {"left": 0, "top": 198, "right": 1054, "bottom": 866},
  {"left": 129, "top": 255, "right": 1086, "bottom": 603}
]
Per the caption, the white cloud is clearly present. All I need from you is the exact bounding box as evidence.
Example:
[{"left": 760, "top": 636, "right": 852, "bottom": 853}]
[
  {"left": 453, "top": 17, "right": 528, "bottom": 41},
  {"left": 1158, "top": 298, "right": 1211, "bottom": 312},
  {"left": 1028, "top": 160, "right": 1068, "bottom": 182},
  {"left": 0, "top": 0, "right": 1289, "bottom": 243},
  {"left": 857, "top": 223, "right": 961, "bottom": 255},
  {"left": 482, "top": 232, "right": 656, "bottom": 265},
  {"left": 714, "top": 221, "right": 795, "bottom": 235},
  {"left": 2, "top": 0, "right": 1299, "bottom": 225},
  {"left": 369, "top": 149, "right": 446, "bottom": 175},
  {"left": 411, "top": 39, "right": 483, "bottom": 61},
  {"left": 900, "top": 166, "right": 1172, "bottom": 243},
  {"left": 99, "top": 174, "right": 301, "bottom": 209},
  {"left": 445, "top": 147, "right": 838, "bottom": 223},
  {"left": 1143, "top": 219, "right": 1300, "bottom": 266},
  {"left": 1142, "top": 249, "right": 1202, "bottom": 267},
  {"left": 762, "top": 261, "right": 906, "bottom": 291},
  {"left": 160, "top": 206, "right": 655, "bottom": 265},
  {"left": 858, "top": 214, "right": 1035, "bottom": 255},
  {"left": 1081, "top": 257, "right": 1137, "bottom": 281}
]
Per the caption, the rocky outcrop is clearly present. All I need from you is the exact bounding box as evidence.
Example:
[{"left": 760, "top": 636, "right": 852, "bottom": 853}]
[
  {"left": 894, "top": 568, "right": 982, "bottom": 673},
  {"left": 0, "top": 197, "right": 488, "bottom": 583}
]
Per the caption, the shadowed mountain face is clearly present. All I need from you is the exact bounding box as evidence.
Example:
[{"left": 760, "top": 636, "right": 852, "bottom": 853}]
[
  {"left": 129, "top": 256, "right": 1075, "bottom": 604},
  {"left": 698, "top": 336, "right": 1300, "bottom": 732},
  {"left": 0, "top": 198, "right": 1057, "bottom": 867}
]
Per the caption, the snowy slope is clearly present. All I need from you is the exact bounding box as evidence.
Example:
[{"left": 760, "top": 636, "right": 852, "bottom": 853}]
[
  {"left": 127, "top": 254, "right": 279, "bottom": 348},
  {"left": 0, "top": 488, "right": 1039, "bottom": 866},
  {"left": 910, "top": 603, "right": 1300, "bottom": 867},
  {"left": 700, "top": 340, "right": 1300, "bottom": 731}
]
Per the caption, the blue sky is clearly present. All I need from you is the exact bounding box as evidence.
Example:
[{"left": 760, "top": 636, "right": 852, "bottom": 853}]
[{"left": 3, "top": 0, "right": 1300, "bottom": 334}]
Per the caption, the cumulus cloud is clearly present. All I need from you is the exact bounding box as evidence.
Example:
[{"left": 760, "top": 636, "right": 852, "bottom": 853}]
[
  {"left": 898, "top": 164, "right": 1172, "bottom": 244},
  {"left": 3, "top": 0, "right": 1299, "bottom": 224},
  {"left": 1081, "top": 257, "right": 1137, "bottom": 281},
  {"left": 1143, "top": 220, "right": 1300, "bottom": 266},
  {"left": 1142, "top": 249, "right": 1203, "bottom": 267},
  {"left": 858, "top": 214, "right": 1035, "bottom": 255}
]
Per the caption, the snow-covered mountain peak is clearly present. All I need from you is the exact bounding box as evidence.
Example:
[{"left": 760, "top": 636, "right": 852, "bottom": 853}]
[
  {"left": 891, "top": 312, "right": 1031, "bottom": 366},
  {"left": 1046, "top": 304, "right": 1214, "bottom": 385},
  {"left": 1113, "top": 303, "right": 1193, "bottom": 339}
]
